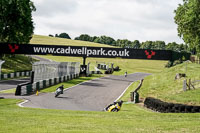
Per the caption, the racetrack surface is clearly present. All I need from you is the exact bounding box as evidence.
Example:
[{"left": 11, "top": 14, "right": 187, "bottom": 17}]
[
  {"left": 0, "top": 78, "right": 30, "bottom": 91},
  {"left": 0, "top": 73, "right": 150, "bottom": 111}
]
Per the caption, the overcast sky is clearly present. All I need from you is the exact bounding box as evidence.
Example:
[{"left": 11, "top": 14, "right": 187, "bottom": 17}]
[{"left": 32, "top": 0, "right": 184, "bottom": 44}]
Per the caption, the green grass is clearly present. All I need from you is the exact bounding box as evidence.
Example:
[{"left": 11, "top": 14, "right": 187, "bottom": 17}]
[
  {"left": 1, "top": 54, "right": 35, "bottom": 74},
  {"left": 138, "top": 61, "right": 200, "bottom": 105},
  {"left": 0, "top": 88, "right": 16, "bottom": 94},
  {"left": 30, "top": 35, "right": 113, "bottom": 47},
  {"left": 1, "top": 98, "right": 200, "bottom": 133}
]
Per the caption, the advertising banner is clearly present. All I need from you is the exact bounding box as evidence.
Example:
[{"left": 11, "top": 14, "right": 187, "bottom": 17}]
[{"left": 0, "top": 43, "right": 189, "bottom": 61}]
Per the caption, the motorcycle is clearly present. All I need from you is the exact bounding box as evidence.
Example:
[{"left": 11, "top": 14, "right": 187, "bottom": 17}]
[
  {"left": 104, "top": 100, "right": 123, "bottom": 112},
  {"left": 55, "top": 85, "right": 64, "bottom": 97}
]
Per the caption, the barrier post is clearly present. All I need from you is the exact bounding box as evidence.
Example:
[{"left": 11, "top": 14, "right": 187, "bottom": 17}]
[{"left": 0, "top": 60, "right": 5, "bottom": 81}]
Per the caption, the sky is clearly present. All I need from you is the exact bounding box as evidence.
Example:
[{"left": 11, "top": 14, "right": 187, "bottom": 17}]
[{"left": 32, "top": 0, "right": 184, "bottom": 44}]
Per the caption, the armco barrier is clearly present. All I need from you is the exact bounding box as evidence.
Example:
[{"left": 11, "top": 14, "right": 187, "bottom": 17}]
[
  {"left": 16, "top": 73, "right": 79, "bottom": 95},
  {"left": 1, "top": 71, "right": 31, "bottom": 80},
  {"left": 144, "top": 97, "right": 200, "bottom": 113}
]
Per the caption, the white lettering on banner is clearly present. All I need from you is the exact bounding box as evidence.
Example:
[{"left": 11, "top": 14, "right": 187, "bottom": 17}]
[{"left": 33, "top": 46, "right": 130, "bottom": 57}]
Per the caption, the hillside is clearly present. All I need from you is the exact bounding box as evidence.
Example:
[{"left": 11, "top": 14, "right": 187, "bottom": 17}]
[
  {"left": 138, "top": 62, "right": 200, "bottom": 105},
  {"left": 30, "top": 35, "right": 113, "bottom": 47},
  {"left": 1, "top": 55, "right": 34, "bottom": 74}
]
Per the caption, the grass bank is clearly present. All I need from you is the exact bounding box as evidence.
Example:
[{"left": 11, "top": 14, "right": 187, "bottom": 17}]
[
  {"left": 0, "top": 98, "right": 200, "bottom": 133},
  {"left": 30, "top": 35, "right": 113, "bottom": 47},
  {"left": 138, "top": 62, "right": 200, "bottom": 105},
  {"left": 1, "top": 55, "right": 34, "bottom": 74}
]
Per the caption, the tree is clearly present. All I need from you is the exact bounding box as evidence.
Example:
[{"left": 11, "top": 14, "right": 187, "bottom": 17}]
[
  {"left": 174, "top": 0, "right": 200, "bottom": 55},
  {"left": 153, "top": 41, "right": 166, "bottom": 50},
  {"left": 132, "top": 40, "right": 140, "bottom": 49},
  {"left": 0, "top": 0, "right": 36, "bottom": 44},
  {"left": 49, "top": 34, "right": 54, "bottom": 37},
  {"left": 58, "top": 33, "right": 71, "bottom": 39},
  {"left": 116, "top": 39, "right": 132, "bottom": 48},
  {"left": 141, "top": 41, "right": 153, "bottom": 49},
  {"left": 75, "top": 34, "right": 91, "bottom": 41},
  {"left": 166, "top": 42, "right": 181, "bottom": 51},
  {"left": 93, "top": 36, "right": 115, "bottom": 45}
]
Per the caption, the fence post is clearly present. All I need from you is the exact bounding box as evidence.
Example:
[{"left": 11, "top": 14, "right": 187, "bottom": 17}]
[
  {"left": 183, "top": 79, "right": 187, "bottom": 91},
  {"left": 0, "top": 60, "right": 5, "bottom": 80}
]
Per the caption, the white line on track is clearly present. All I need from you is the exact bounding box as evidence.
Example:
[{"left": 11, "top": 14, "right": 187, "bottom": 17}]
[
  {"left": 114, "top": 81, "right": 134, "bottom": 102},
  {"left": 18, "top": 100, "right": 29, "bottom": 107}
]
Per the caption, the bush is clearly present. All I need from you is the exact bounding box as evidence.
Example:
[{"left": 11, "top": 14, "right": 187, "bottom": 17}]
[
  {"left": 165, "top": 60, "right": 183, "bottom": 68},
  {"left": 165, "top": 61, "right": 173, "bottom": 68}
]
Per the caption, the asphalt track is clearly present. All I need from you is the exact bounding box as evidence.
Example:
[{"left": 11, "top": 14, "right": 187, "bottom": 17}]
[
  {"left": 0, "top": 78, "right": 30, "bottom": 91},
  {"left": 0, "top": 73, "right": 150, "bottom": 111}
]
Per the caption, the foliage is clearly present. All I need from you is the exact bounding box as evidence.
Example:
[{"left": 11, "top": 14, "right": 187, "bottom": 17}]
[
  {"left": 174, "top": 0, "right": 200, "bottom": 55},
  {"left": 94, "top": 35, "right": 115, "bottom": 45},
  {"left": 165, "top": 61, "right": 174, "bottom": 68},
  {"left": 52, "top": 33, "right": 71, "bottom": 39},
  {"left": 74, "top": 34, "right": 189, "bottom": 52},
  {"left": 57, "top": 33, "right": 71, "bottom": 39},
  {"left": 165, "top": 60, "right": 184, "bottom": 68},
  {"left": 75, "top": 34, "right": 91, "bottom": 41},
  {"left": 166, "top": 42, "right": 182, "bottom": 51},
  {"left": 132, "top": 40, "right": 141, "bottom": 49},
  {"left": 0, "top": 0, "right": 36, "bottom": 44}
]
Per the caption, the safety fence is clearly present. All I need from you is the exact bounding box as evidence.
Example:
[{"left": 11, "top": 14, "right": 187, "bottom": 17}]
[
  {"left": 32, "top": 61, "right": 80, "bottom": 82},
  {"left": 15, "top": 61, "right": 80, "bottom": 95},
  {"left": 1, "top": 71, "right": 31, "bottom": 80},
  {"left": 17, "top": 73, "right": 79, "bottom": 95}
]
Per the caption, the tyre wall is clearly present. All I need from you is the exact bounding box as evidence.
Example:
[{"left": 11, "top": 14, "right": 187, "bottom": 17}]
[{"left": 144, "top": 97, "right": 200, "bottom": 113}]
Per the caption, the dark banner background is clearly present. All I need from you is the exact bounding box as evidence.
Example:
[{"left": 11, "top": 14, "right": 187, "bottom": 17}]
[{"left": 0, "top": 43, "right": 190, "bottom": 61}]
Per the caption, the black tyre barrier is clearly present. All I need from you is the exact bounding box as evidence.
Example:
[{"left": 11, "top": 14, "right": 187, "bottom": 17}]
[{"left": 144, "top": 97, "right": 200, "bottom": 113}]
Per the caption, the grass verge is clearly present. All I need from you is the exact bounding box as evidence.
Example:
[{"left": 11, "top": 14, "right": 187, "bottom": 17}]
[
  {"left": 0, "top": 88, "right": 16, "bottom": 94},
  {"left": 0, "top": 98, "right": 200, "bottom": 133},
  {"left": 138, "top": 61, "right": 200, "bottom": 105}
]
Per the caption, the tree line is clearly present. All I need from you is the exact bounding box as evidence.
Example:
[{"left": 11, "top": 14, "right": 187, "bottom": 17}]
[{"left": 50, "top": 33, "right": 189, "bottom": 52}]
